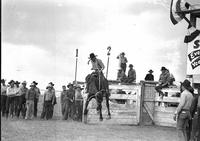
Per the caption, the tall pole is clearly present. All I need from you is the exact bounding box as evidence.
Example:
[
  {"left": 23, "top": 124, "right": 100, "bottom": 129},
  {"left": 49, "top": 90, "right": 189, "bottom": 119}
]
[
  {"left": 106, "top": 46, "right": 111, "bottom": 79},
  {"left": 74, "top": 49, "right": 78, "bottom": 85}
]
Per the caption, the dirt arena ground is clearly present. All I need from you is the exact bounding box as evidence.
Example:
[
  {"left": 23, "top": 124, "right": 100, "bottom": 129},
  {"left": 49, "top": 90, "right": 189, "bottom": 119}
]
[{"left": 1, "top": 116, "right": 178, "bottom": 141}]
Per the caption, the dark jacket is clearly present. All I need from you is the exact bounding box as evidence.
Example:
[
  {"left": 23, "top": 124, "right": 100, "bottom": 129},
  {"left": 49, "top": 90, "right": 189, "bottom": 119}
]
[{"left": 145, "top": 74, "right": 154, "bottom": 81}]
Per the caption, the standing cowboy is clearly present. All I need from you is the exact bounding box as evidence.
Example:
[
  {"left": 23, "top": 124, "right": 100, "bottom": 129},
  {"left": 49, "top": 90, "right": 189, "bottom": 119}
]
[
  {"left": 41, "top": 84, "right": 55, "bottom": 120},
  {"left": 1, "top": 79, "right": 7, "bottom": 117},
  {"left": 60, "top": 85, "right": 67, "bottom": 117},
  {"left": 17, "top": 81, "right": 28, "bottom": 118},
  {"left": 48, "top": 82, "right": 56, "bottom": 118},
  {"left": 117, "top": 52, "right": 128, "bottom": 73},
  {"left": 62, "top": 83, "right": 75, "bottom": 120},
  {"left": 25, "top": 83, "right": 36, "bottom": 120},
  {"left": 144, "top": 69, "right": 154, "bottom": 81},
  {"left": 74, "top": 84, "right": 83, "bottom": 121},
  {"left": 32, "top": 81, "right": 40, "bottom": 117},
  {"left": 6, "top": 80, "right": 16, "bottom": 118},
  {"left": 14, "top": 81, "right": 20, "bottom": 117},
  {"left": 173, "top": 79, "right": 193, "bottom": 141}
]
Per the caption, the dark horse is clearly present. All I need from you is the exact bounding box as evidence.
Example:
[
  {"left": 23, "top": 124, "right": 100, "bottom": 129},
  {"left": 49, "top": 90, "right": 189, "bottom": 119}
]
[{"left": 83, "top": 72, "right": 111, "bottom": 122}]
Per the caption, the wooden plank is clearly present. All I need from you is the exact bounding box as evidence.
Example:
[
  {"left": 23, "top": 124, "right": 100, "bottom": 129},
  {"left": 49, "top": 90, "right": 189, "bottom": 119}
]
[
  {"left": 109, "top": 94, "right": 136, "bottom": 100},
  {"left": 154, "top": 111, "right": 175, "bottom": 119},
  {"left": 154, "top": 106, "right": 176, "bottom": 113},
  {"left": 109, "top": 84, "right": 140, "bottom": 90},
  {"left": 155, "top": 97, "right": 180, "bottom": 103},
  {"left": 143, "top": 103, "right": 154, "bottom": 122}
]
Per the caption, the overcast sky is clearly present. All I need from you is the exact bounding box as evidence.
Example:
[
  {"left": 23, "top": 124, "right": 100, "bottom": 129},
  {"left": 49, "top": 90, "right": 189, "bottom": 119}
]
[{"left": 2, "top": 0, "right": 200, "bottom": 90}]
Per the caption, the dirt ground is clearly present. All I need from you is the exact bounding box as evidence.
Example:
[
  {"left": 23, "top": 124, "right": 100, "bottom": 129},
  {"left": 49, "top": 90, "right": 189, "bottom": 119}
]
[{"left": 1, "top": 116, "right": 178, "bottom": 141}]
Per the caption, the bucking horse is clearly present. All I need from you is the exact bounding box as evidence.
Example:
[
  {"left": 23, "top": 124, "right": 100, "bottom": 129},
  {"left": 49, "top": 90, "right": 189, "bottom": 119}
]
[{"left": 83, "top": 71, "right": 111, "bottom": 122}]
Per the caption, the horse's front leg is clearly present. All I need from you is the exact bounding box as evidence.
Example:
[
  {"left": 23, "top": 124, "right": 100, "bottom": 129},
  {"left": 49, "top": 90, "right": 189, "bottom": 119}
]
[
  {"left": 99, "top": 103, "right": 103, "bottom": 121},
  {"left": 96, "top": 91, "right": 103, "bottom": 121},
  {"left": 83, "top": 94, "right": 93, "bottom": 123},
  {"left": 105, "top": 92, "right": 111, "bottom": 120}
]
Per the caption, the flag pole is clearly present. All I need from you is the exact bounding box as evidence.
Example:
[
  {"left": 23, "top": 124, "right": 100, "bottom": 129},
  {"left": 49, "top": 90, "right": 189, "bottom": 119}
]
[
  {"left": 106, "top": 46, "right": 111, "bottom": 79},
  {"left": 74, "top": 49, "right": 78, "bottom": 85}
]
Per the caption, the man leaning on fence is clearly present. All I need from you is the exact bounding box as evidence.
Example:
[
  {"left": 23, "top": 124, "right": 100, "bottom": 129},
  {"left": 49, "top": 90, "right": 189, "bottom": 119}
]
[{"left": 173, "top": 79, "right": 193, "bottom": 141}]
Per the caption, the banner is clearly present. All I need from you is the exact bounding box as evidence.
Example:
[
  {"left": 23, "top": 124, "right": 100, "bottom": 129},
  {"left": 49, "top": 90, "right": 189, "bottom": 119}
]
[{"left": 187, "top": 34, "right": 200, "bottom": 75}]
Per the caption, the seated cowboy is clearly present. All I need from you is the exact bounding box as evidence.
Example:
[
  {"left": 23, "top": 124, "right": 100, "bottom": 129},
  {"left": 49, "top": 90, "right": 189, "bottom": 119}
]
[
  {"left": 155, "top": 66, "right": 170, "bottom": 98},
  {"left": 117, "top": 69, "right": 126, "bottom": 82},
  {"left": 86, "top": 53, "right": 106, "bottom": 93}
]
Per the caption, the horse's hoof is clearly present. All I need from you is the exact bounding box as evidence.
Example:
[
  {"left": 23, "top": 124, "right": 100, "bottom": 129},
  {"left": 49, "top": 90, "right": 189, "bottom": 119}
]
[
  {"left": 106, "top": 115, "right": 111, "bottom": 120},
  {"left": 99, "top": 118, "right": 103, "bottom": 121},
  {"left": 84, "top": 115, "right": 87, "bottom": 124}
]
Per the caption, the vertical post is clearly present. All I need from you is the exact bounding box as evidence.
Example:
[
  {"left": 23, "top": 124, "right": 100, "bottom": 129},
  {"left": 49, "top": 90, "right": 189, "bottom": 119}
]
[
  {"left": 189, "top": 14, "right": 196, "bottom": 87},
  {"left": 106, "top": 46, "right": 111, "bottom": 79},
  {"left": 75, "top": 49, "right": 78, "bottom": 85}
]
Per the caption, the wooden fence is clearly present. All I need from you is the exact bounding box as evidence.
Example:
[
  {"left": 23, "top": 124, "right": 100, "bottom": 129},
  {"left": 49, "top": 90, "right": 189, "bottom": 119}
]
[{"left": 83, "top": 81, "right": 181, "bottom": 127}]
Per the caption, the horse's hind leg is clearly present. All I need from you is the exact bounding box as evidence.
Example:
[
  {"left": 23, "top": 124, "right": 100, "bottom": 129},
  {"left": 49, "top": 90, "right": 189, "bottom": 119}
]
[
  {"left": 96, "top": 91, "right": 103, "bottom": 121},
  {"left": 105, "top": 93, "right": 111, "bottom": 119},
  {"left": 83, "top": 94, "right": 94, "bottom": 123}
]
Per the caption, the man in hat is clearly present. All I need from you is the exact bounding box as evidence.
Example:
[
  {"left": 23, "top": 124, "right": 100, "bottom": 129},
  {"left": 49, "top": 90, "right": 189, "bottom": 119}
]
[
  {"left": 173, "top": 79, "right": 193, "bottom": 141},
  {"left": 48, "top": 82, "right": 56, "bottom": 118},
  {"left": 190, "top": 87, "right": 200, "bottom": 141},
  {"left": 1, "top": 79, "right": 7, "bottom": 116},
  {"left": 125, "top": 64, "right": 136, "bottom": 83},
  {"left": 67, "top": 83, "right": 75, "bottom": 120},
  {"left": 61, "top": 84, "right": 74, "bottom": 120},
  {"left": 117, "top": 69, "right": 126, "bottom": 82},
  {"left": 144, "top": 70, "right": 154, "bottom": 81},
  {"left": 155, "top": 67, "right": 170, "bottom": 98},
  {"left": 16, "top": 81, "right": 28, "bottom": 118},
  {"left": 60, "top": 85, "right": 67, "bottom": 117},
  {"left": 74, "top": 84, "right": 83, "bottom": 121},
  {"left": 14, "top": 81, "right": 21, "bottom": 116},
  {"left": 6, "top": 80, "right": 16, "bottom": 118},
  {"left": 32, "top": 81, "right": 40, "bottom": 117},
  {"left": 25, "top": 83, "right": 36, "bottom": 120},
  {"left": 41, "top": 84, "right": 55, "bottom": 120},
  {"left": 87, "top": 53, "right": 106, "bottom": 93},
  {"left": 117, "top": 52, "right": 128, "bottom": 73},
  {"left": 88, "top": 53, "right": 105, "bottom": 72}
]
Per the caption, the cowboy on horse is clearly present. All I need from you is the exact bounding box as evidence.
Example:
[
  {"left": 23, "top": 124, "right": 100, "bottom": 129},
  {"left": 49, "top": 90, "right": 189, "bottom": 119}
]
[{"left": 84, "top": 53, "right": 111, "bottom": 122}]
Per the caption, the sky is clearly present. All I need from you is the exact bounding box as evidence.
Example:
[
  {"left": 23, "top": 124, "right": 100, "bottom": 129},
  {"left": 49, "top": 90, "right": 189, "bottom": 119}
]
[{"left": 2, "top": 0, "right": 200, "bottom": 90}]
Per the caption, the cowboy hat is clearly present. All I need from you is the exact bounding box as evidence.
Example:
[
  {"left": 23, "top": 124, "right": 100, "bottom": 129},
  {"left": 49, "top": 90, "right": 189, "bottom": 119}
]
[
  {"left": 8, "top": 80, "right": 15, "bottom": 84},
  {"left": 30, "top": 83, "right": 35, "bottom": 87},
  {"left": 129, "top": 64, "right": 133, "bottom": 68},
  {"left": 49, "top": 82, "right": 54, "bottom": 86},
  {"left": 161, "top": 66, "right": 167, "bottom": 71},
  {"left": 120, "top": 52, "right": 125, "bottom": 55},
  {"left": 15, "top": 81, "right": 20, "bottom": 84},
  {"left": 46, "top": 84, "right": 53, "bottom": 89},
  {"left": 181, "top": 79, "right": 192, "bottom": 91},
  {"left": 67, "top": 83, "right": 73, "bottom": 88},
  {"left": 89, "top": 53, "right": 97, "bottom": 59},
  {"left": 148, "top": 69, "right": 153, "bottom": 73},
  {"left": 32, "top": 81, "right": 38, "bottom": 85}
]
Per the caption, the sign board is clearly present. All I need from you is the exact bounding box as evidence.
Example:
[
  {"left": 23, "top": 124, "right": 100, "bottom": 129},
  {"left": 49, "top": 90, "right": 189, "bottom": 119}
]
[{"left": 187, "top": 35, "right": 200, "bottom": 75}]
